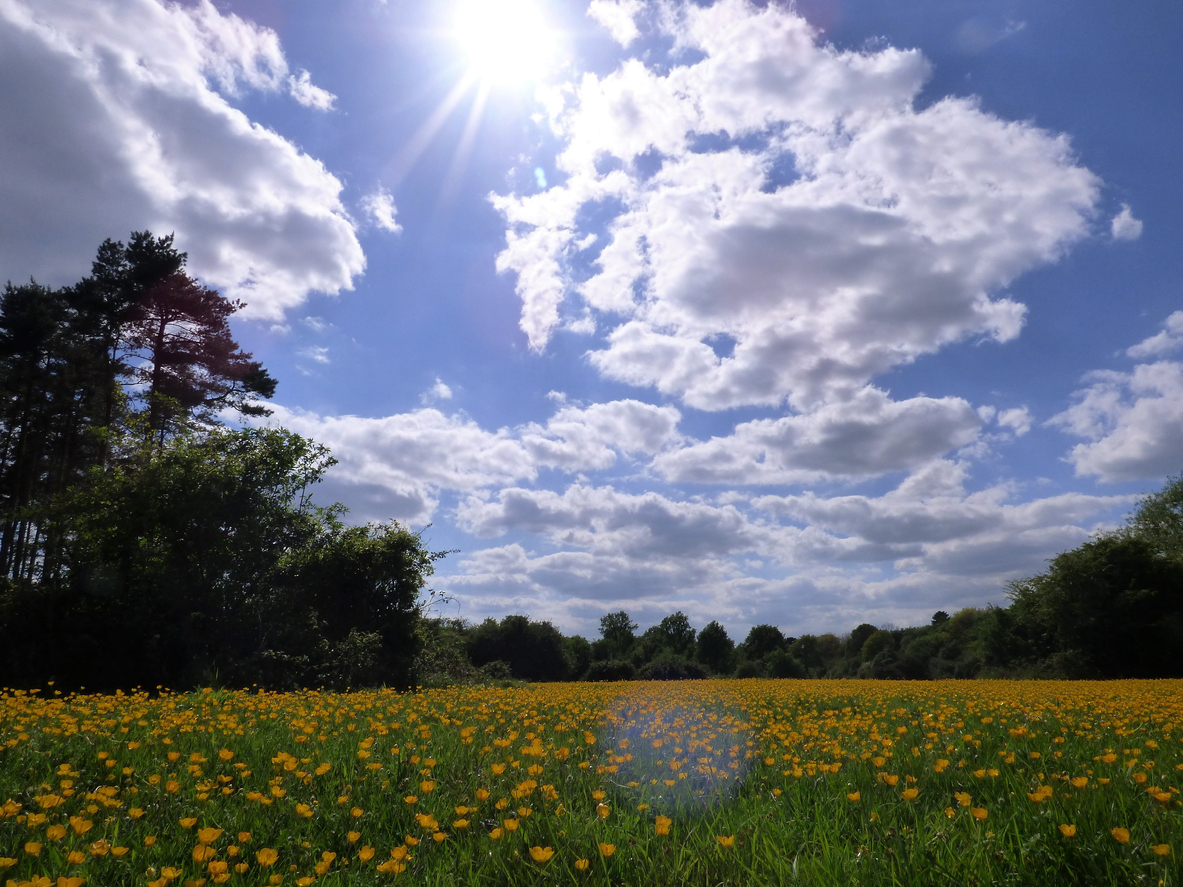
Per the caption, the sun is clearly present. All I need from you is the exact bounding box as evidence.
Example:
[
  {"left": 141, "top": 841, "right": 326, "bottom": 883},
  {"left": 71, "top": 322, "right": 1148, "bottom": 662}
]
[{"left": 451, "top": 0, "right": 556, "bottom": 85}]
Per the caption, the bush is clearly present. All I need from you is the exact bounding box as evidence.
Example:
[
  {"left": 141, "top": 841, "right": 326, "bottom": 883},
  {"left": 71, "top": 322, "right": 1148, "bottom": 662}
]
[
  {"left": 766, "top": 649, "right": 806, "bottom": 679},
  {"left": 637, "top": 654, "right": 707, "bottom": 681},
  {"left": 585, "top": 659, "right": 637, "bottom": 682},
  {"left": 734, "top": 659, "right": 765, "bottom": 679}
]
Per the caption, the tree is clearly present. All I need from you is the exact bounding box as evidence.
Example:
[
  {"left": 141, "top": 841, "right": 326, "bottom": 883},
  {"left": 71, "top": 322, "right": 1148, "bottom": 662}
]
[
  {"left": 0, "top": 428, "right": 443, "bottom": 690},
  {"left": 117, "top": 233, "right": 275, "bottom": 444},
  {"left": 599, "top": 610, "right": 637, "bottom": 659},
  {"left": 467, "top": 615, "right": 571, "bottom": 682},
  {"left": 740, "top": 624, "right": 787, "bottom": 662},
  {"left": 696, "top": 620, "right": 735, "bottom": 673},
  {"left": 657, "top": 611, "right": 696, "bottom": 657}
]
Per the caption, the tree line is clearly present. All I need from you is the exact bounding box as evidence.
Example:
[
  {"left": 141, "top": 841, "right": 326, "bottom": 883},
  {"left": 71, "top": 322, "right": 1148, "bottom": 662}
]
[
  {"left": 0, "top": 233, "right": 443, "bottom": 693},
  {"left": 418, "top": 473, "right": 1183, "bottom": 685}
]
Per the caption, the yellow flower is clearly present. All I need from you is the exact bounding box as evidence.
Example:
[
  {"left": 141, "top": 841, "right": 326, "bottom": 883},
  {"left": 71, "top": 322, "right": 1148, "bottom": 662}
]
[
  {"left": 351, "top": 806, "right": 365, "bottom": 818},
  {"left": 529, "top": 846, "right": 554, "bottom": 863},
  {"left": 180, "top": 817, "right": 198, "bottom": 829},
  {"left": 193, "top": 844, "right": 218, "bottom": 863},
  {"left": 129, "top": 807, "right": 145, "bottom": 819},
  {"left": 599, "top": 843, "right": 615, "bottom": 857},
  {"left": 592, "top": 790, "right": 606, "bottom": 800},
  {"left": 25, "top": 841, "right": 42, "bottom": 856},
  {"left": 433, "top": 831, "right": 447, "bottom": 843},
  {"left": 882, "top": 774, "right": 899, "bottom": 787},
  {"left": 1059, "top": 824, "right": 1076, "bottom": 838},
  {"left": 420, "top": 780, "right": 435, "bottom": 793},
  {"left": 970, "top": 807, "right": 988, "bottom": 821},
  {"left": 46, "top": 824, "right": 67, "bottom": 841},
  {"left": 66, "top": 850, "right": 87, "bottom": 864},
  {"left": 491, "top": 764, "right": 506, "bottom": 775},
  {"left": 218, "top": 749, "right": 234, "bottom": 761},
  {"left": 256, "top": 848, "right": 279, "bottom": 867},
  {"left": 198, "top": 828, "right": 223, "bottom": 845},
  {"left": 717, "top": 835, "right": 736, "bottom": 849},
  {"left": 1112, "top": 827, "right": 1130, "bottom": 844},
  {"left": 404, "top": 795, "right": 418, "bottom": 805},
  {"left": 358, "top": 846, "right": 376, "bottom": 862},
  {"left": 655, "top": 815, "right": 672, "bottom": 836},
  {"left": 575, "top": 858, "right": 590, "bottom": 871},
  {"left": 596, "top": 803, "right": 610, "bottom": 819},
  {"left": 416, "top": 813, "right": 438, "bottom": 830},
  {"left": 489, "top": 828, "right": 503, "bottom": 840},
  {"left": 453, "top": 819, "right": 470, "bottom": 829},
  {"left": 954, "top": 792, "right": 972, "bottom": 808},
  {"left": 901, "top": 788, "right": 919, "bottom": 801},
  {"left": 1152, "top": 844, "right": 1171, "bottom": 857},
  {"left": 70, "top": 816, "right": 93, "bottom": 835},
  {"left": 347, "top": 830, "right": 361, "bottom": 843},
  {"left": 295, "top": 803, "right": 314, "bottom": 818},
  {"left": 847, "top": 792, "right": 860, "bottom": 802},
  {"left": 0, "top": 858, "right": 18, "bottom": 869},
  {"left": 1070, "top": 776, "right": 1088, "bottom": 788}
]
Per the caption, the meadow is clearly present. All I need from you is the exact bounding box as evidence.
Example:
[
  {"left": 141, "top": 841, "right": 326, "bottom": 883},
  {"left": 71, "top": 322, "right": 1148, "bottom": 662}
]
[{"left": 1, "top": 680, "right": 1180, "bottom": 887}]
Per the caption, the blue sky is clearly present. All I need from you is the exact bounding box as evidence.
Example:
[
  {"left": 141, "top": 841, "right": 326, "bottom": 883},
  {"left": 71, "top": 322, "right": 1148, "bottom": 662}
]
[{"left": 2, "top": 0, "right": 1181, "bottom": 639}]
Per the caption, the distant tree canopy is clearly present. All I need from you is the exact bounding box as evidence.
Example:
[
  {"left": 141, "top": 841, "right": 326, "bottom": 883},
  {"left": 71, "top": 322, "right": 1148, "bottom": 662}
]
[{"left": 0, "top": 233, "right": 441, "bottom": 692}]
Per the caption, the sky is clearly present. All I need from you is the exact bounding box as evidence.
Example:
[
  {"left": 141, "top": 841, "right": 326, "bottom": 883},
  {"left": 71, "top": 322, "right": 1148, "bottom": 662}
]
[{"left": 2, "top": 0, "right": 1181, "bottom": 641}]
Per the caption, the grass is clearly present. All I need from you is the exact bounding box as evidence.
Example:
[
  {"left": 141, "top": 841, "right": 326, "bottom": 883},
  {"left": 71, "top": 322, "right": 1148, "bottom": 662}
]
[{"left": 1, "top": 679, "right": 1181, "bottom": 886}]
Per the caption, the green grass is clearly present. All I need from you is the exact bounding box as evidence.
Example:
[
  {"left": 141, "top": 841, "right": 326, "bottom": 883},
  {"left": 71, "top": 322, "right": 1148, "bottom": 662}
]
[{"left": 2, "top": 680, "right": 1181, "bottom": 886}]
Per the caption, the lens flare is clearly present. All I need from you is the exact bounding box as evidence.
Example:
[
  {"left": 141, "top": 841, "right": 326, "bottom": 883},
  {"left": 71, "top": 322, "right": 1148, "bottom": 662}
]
[{"left": 452, "top": 0, "right": 556, "bottom": 84}]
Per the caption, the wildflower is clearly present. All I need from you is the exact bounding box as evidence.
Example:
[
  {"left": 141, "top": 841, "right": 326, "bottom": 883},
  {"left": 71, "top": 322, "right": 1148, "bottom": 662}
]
[
  {"left": 596, "top": 803, "right": 610, "bottom": 819},
  {"left": 1059, "top": 824, "right": 1076, "bottom": 837},
  {"left": 1112, "top": 828, "right": 1130, "bottom": 844},
  {"left": 529, "top": 846, "right": 554, "bottom": 863},
  {"left": 503, "top": 818, "right": 519, "bottom": 831},
  {"left": 489, "top": 828, "right": 503, "bottom": 840},
  {"left": 404, "top": 795, "right": 417, "bottom": 805},
  {"left": 347, "top": 831, "right": 361, "bottom": 843},
  {"left": 198, "top": 828, "right": 224, "bottom": 845},
  {"left": 655, "top": 814, "right": 672, "bottom": 836},
  {"left": 1152, "top": 844, "right": 1171, "bottom": 857},
  {"left": 432, "top": 831, "right": 447, "bottom": 843},
  {"left": 25, "top": 841, "right": 42, "bottom": 856},
  {"left": 66, "top": 850, "right": 86, "bottom": 864},
  {"left": 415, "top": 813, "right": 438, "bottom": 830},
  {"left": 256, "top": 848, "right": 279, "bottom": 867},
  {"left": 970, "top": 807, "right": 988, "bottom": 821},
  {"left": 847, "top": 792, "right": 860, "bottom": 802},
  {"left": 0, "top": 859, "right": 15, "bottom": 870},
  {"left": 599, "top": 843, "right": 615, "bottom": 857},
  {"left": 351, "top": 807, "right": 364, "bottom": 818},
  {"left": 358, "top": 846, "right": 376, "bottom": 862},
  {"left": 46, "top": 824, "right": 67, "bottom": 840},
  {"left": 1070, "top": 777, "right": 1088, "bottom": 788},
  {"left": 180, "top": 817, "right": 198, "bottom": 829},
  {"left": 575, "top": 858, "right": 590, "bottom": 871},
  {"left": 954, "top": 792, "right": 972, "bottom": 808},
  {"left": 901, "top": 788, "right": 919, "bottom": 801},
  {"left": 453, "top": 819, "right": 470, "bottom": 829},
  {"left": 717, "top": 835, "right": 736, "bottom": 849}
]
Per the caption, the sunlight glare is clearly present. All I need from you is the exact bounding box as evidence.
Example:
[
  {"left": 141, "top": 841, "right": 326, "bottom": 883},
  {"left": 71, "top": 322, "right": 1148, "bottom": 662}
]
[{"left": 452, "top": 0, "right": 555, "bottom": 84}]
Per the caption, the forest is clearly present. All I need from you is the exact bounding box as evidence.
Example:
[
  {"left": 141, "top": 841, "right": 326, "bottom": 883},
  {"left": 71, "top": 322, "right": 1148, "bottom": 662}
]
[{"left": 1, "top": 232, "right": 1181, "bottom": 693}]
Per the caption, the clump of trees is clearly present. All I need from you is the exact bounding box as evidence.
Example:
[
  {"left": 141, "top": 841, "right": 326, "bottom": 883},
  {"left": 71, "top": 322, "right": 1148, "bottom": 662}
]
[{"left": 0, "top": 233, "right": 443, "bottom": 692}]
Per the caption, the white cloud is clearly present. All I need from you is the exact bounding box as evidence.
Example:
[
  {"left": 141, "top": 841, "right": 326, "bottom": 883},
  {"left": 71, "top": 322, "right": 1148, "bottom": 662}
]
[
  {"left": 1052, "top": 361, "right": 1183, "bottom": 482},
  {"left": 261, "top": 398, "right": 683, "bottom": 521},
  {"left": 299, "top": 345, "right": 330, "bottom": 364},
  {"left": 0, "top": 0, "right": 363, "bottom": 320},
  {"left": 493, "top": 0, "right": 1099, "bottom": 412},
  {"left": 997, "top": 406, "right": 1032, "bottom": 436},
  {"left": 1110, "top": 203, "right": 1143, "bottom": 241},
  {"left": 653, "top": 388, "right": 983, "bottom": 483},
  {"left": 1127, "top": 311, "right": 1183, "bottom": 359},
  {"left": 587, "top": 0, "right": 643, "bottom": 47},
  {"left": 421, "top": 378, "right": 453, "bottom": 404},
  {"left": 287, "top": 69, "right": 336, "bottom": 110},
  {"left": 360, "top": 186, "right": 403, "bottom": 234}
]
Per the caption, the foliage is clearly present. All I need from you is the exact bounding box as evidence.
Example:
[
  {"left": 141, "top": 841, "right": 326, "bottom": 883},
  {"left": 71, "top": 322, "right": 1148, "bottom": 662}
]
[
  {"left": 636, "top": 653, "right": 707, "bottom": 681},
  {"left": 584, "top": 659, "right": 637, "bottom": 682},
  {"left": 695, "top": 620, "right": 735, "bottom": 674},
  {"left": 0, "top": 428, "right": 440, "bottom": 691},
  {"left": 466, "top": 615, "right": 572, "bottom": 682}
]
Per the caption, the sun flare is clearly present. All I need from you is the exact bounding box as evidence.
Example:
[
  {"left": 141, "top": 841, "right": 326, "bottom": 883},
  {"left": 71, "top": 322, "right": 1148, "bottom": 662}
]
[{"left": 452, "top": 0, "right": 556, "bottom": 84}]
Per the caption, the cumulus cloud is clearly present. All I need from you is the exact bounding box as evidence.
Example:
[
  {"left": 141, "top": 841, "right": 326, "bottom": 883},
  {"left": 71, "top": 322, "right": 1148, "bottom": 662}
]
[
  {"left": 654, "top": 388, "right": 983, "bottom": 484},
  {"left": 287, "top": 69, "right": 336, "bottom": 110},
  {"left": 1110, "top": 203, "right": 1143, "bottom": 241},
  {"left": 493, "top": 0, "right": 1099, "bottom": 411},
  {"left": 261, "top": 398, "right": 684, "bottom": 522},
  {"left": 360, "top": 186, "right": 403, "bottom": 233},
  {"left": 1052, "top": 361, "right": 1183, "bottom": 482},
  {"left": 996, "top": 407, "right": 1032, "bottom": 436},
  {"left": 0, "top": 0, "right": 363, "bottom": 320},
  {"left": 587, "top": 0, "right": 643, "bottom": 46},
  {"left": 1127, "top": 311, "right": 1183, "bottom": 359}
]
